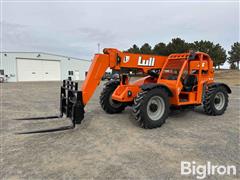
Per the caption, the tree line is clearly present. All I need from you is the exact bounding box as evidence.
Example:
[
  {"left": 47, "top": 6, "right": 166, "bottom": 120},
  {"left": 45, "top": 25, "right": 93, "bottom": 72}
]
[{"left": 125, "top": 38, "right": 240, "bottom": 69}]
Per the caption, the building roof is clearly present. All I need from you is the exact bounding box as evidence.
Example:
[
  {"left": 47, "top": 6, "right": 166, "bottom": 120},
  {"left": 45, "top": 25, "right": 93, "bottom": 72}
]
[{"left": 0, "top": 51, "right": 91, "bottom": 62}]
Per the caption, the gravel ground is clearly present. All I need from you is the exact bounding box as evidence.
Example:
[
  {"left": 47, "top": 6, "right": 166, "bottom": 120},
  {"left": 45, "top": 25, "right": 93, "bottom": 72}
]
[{"left": 1, "top": 81, "right": 239, "bottom": 179}]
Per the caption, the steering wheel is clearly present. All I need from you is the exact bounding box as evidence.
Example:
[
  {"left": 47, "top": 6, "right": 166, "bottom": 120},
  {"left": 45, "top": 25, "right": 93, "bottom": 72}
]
[{"left": 168, "top": 75, "right": 177, "bottom": 80}]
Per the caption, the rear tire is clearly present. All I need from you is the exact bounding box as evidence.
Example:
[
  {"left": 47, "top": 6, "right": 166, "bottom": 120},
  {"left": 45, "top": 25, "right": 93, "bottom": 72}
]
[
  {"left": 133, "top": 88, "right": 169, "bottom": 129},
  {"left": 203, "top": 86, "right": 229, "bottom": 115},
  {"left": 100, "top": 81, "right": 127, "bottom": 114}
]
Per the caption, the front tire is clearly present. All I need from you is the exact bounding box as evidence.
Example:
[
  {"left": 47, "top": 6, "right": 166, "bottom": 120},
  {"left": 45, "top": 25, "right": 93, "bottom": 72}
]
[
  {"left": 133, "top": 88, "right": 169, "bottom": 129},
  {"left": 203, "top": 86, "right": 229, "bottom": 115},
  {"left": 100, "top": 81, "right": 127, "bottom": 114}
]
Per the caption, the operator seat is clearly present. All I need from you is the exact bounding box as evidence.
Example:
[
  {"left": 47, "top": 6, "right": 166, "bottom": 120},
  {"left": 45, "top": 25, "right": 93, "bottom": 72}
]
[{"left": 182, "top": 75, "right": 198, "bottom": 92}]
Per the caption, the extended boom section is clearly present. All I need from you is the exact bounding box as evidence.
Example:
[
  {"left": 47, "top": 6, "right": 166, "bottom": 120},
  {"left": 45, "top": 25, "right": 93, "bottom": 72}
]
[{"left": 81, "top": 54, "right": 110, "bottom": 105}]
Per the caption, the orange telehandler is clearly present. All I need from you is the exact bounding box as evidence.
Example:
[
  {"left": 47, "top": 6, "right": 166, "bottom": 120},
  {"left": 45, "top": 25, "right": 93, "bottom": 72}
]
[{"left": 16, "top": 48, "right": 231, "bottom": 134}]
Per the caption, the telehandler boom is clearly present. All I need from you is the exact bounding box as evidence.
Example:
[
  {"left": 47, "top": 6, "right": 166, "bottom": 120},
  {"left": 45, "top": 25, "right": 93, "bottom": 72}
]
[{"left": 16, "top": 48, "right": 231, "bottom": 134}]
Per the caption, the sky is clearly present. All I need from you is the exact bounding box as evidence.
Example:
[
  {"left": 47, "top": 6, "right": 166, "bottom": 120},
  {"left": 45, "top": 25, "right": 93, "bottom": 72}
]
[{"left": 1, "top": 0, "right": 239, "bottom": 64}]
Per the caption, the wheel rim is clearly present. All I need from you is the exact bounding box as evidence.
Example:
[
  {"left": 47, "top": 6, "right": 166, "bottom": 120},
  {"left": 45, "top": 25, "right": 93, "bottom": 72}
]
[
  {"left": 109, "top": 93, "right": 122, "bottom": 108},
  {"left": 214, "top": 92, "right": 225, "bottom": 110},
  {"left": 147, "top": 96, "right": 165, "bottom": 121}
]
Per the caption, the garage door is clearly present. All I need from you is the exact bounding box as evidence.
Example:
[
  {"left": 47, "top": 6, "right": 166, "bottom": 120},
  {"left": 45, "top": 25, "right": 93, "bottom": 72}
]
[{"left": 17, "top": 59, "right": 61, "bottom": 81}]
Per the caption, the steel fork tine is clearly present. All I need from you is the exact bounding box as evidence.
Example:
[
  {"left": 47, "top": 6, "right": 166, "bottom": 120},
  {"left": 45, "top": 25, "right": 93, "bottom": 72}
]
[
  {"left": 14, "top": 115, "right": 61, "bottom": 120},
  {"left": 15, "top": 123, "right": 75, "bottom": 134}
]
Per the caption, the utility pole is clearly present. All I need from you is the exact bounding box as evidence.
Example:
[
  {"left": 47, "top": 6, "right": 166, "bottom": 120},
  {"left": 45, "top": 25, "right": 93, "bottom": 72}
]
[{"left": 97, "top": 43, "right": 100, "bottom": 53}]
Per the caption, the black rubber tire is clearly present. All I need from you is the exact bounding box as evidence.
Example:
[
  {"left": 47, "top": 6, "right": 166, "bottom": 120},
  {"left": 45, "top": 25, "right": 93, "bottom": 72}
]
[
  {"left": 100, "top": 81, "right": 127, "bottom": 114},
  {"left": 133, "top": 88, "right": 169, "bottom": 129},
  {"left": 203, "top": 86, "right": 229, "bottom": 115}
]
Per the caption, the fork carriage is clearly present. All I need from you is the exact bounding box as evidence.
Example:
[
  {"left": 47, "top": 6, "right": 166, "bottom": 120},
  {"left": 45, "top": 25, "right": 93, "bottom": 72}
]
[{"left": 60, "top": 78, "right": 85, "bottom": 125}]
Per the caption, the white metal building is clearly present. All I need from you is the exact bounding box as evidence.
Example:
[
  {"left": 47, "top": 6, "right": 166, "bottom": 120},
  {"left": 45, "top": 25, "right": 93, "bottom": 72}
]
[{"left": 0, "top": 52, "right": 91, "bottom": 82}]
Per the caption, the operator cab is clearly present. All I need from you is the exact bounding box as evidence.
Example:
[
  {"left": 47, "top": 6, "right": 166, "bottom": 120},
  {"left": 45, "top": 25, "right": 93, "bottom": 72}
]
[
  {"left": 179, "top": 54, "right": 212, "bottom": 104},
  {"left": 158, "top": 52, "right": 213, "bottom": 105}
]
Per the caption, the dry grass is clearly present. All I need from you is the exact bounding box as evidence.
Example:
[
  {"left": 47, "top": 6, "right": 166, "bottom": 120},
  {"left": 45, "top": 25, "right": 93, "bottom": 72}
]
[{"left": 214, "top": 70, "right": 240, "bottom": 86}]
